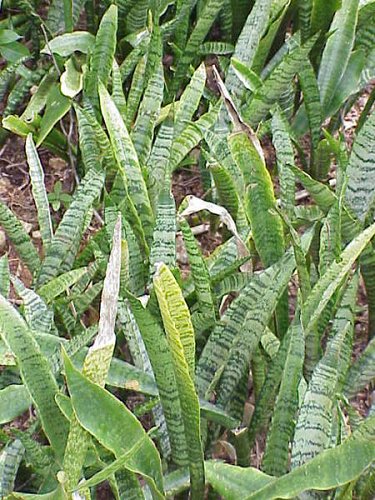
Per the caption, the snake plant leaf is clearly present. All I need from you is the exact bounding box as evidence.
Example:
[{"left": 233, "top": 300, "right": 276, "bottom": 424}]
[
  {"left": 63, "top": 216, "right": 121, "bottom": 492},
  {"left": 344, "top": 334, "right": 375, "bottom": 398},
  {"left": 303, "top": 222, "right": 375, "bottom": 333},
  {"left": 291, "top": 318, "right": 354, "bottom": 468},
  {"left": 242, "top": 35, "right": 317, "bottom": 127},
  {"left": 344, "top": 110, "right": 375, "bottom": 223},
  {"left": 63, "top": 352, "right": 164, "bottom": 498},
  {"left": 147, "top": 109, "right": 175, "bottom": 211},
  {"left": 179, "top": 217, "right": 216, "bottom": 327},
  {"left": 262, "top": 314, "right": 305, "bottom": 476},
  {"left": 172, "top": 0, "right": 225, "bottom": 91},
  {"left": 205, "top": 438, "right": 375, "bottom": 500},
  {"left": 290, "top": 164, "right": 336, "bottom": 212},
  {"left": 271, "top": 108, "right": 295, "bottom": 218},
  {"left": 132, "top": 46, "right": 164, "bottom": 167},
  {"left": 126, "top": 293, "right": 188, "bottom": 466},
  {"left": 47, "top": 0, "right": 85, "bottom": 33},
  {"left": 37, "top": 168, "right": 105, "bottom": 286},
  {"left": 0, "top": 201, "right": 40, "bottom": 276},
  {"left": 230, "top": 57, "right": 263, "bottom": 92},
  {"left": 154, "top": 263, "right": 205, "bottom": 498},
  {"left": 209, "top": 161, "right": 241, "bottom": 224},
  {"left": 0, "top": 295, "right": 68, "bottom": 461},
  {"left": 174, "top": 62, "right": 206, "bottom": 137},
  {"left": 0, "top": 385, "right": 31, "bottom": 424},
  {"left": 0, "top": 255, "right": 10, "bottom": 298},
  {"left": 25, "top": 134, "right": 53, "bottom": 250},
  {"left": 126, "top": 54, "right": 147, "bottom": 129},
  {"left": 318, "top": 0, "right": 359, "bottom": 110},
  {"left": 0, "top": 439, "right": 24, "bottom": 498},
  {"left": 99, "top": 83, "right": 154, "bottom": 244},
  {"left": 150, "top": 188, "right": 176, "bottom": 273},
  {"left": 85, "top": 4, "right": 118, "bottom": 108},
  {"left": 41, "top": 31, "right": 95, "bottom": 57},
  {"left": 229, "top": 130, "right": 285, "bottom": 267},
  {"left": 37, "top": 267, "right": 87, "bottom": 303},
  {"left": 169, "top": 102, "right": 221, "bottom": 173},
  {"left": 37, "top": 85, "right": 71, "bottom": 148},
  {"left": 225, "top": 0, "right": 273, "bottom": 100},
  {"left": 11, "top": 276, "right": 53, "bottom": 334},
  {"left": 197, "top": 248, "right": 295, "bottom": 407},
  {"left": 295, "top": 60, "right": 322, "bottom": 150},
  {"left": 111, "top": 59, "right": 127, "bottom": 119}
]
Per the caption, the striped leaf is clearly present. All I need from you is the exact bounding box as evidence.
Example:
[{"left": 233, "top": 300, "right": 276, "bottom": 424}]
[
  {"left": 85, "top": 5, "right": 118, "bottom": 109},
  {"left": 172, "top": 0, "right": 225, "bottom": 91},
  {"left": 38, "top": 268, "right": 87, "bottom": 303},
  {"left": 11, "top": 276, "right": 53, "bottom": 334},
  {"left": 344, "top": 335, "right": 375, "bottom": 398},
  {"left": 150, "top": 188, "right": 176, "bottom": 274},
  {"left": 225, "top": 0, "right": 273, "bottom": 101},
  {"left": 0, "top": 295, "right": 68, "bottom": 461},
  {"left": 303, "top": 223, "right": 375, "bottom": 333},
  {"left": 262, "top": 313, "right": 305, "bottom": 476},
  {"left": 99, "top": 83, "right": 154, "bottom": 244},
  {"left": 37, "top": 168, "right": 105, "bottom": 286},
  {"left": 344, "top": 110, "right": 375, "bottom": 223},
  {"left": 205, "top": 438, "right": 375, "bottom": 500},
  {"left": 126, "top": 54, "right": 147, "bottom": 129},
  {"left": 0, "top": 201, "right": 40, "bottom": 276},
  {"left": 271, "top": 108, "right": 295, "bottom": 218},
  {"left": 0, "top": 255, "right": 10, "bottom": 298},
  {"left": 63, "top": 216, "right": 121, "bottom": 493},
  {"left": 132, "top": 48, "right": 164, "bottom": 167},
  {"left": 174, "top": 62, "right": 206, "bottom": 137},
  {"left": 229, "top": 131, "right": 285, "bottom": 267},
  {"left": 318, "top": 0, "right": 359, "bottom": 110},
  {"left": 126, "top": 293, "right": 188, "bottom": 466},
  {"left": 111, "top": 59, "right": 127, "bottom": 120},
  {"left": 291, "top": 319, "right": 355, "bottom": 468},
  {"left": 154, "top": 263, "right": 205, "bottom": 498},
  {"left": 0, "top": 440, "right": 24, "bottom": 498},
  {"left": 25, "top": 134, "right": 53, "bottom": 251},
  {"left": 179, "top": 217, "right": 216, "bottom": 331},
  {"left": 242, "top": 36, "right": 317, "bottom": 127}
]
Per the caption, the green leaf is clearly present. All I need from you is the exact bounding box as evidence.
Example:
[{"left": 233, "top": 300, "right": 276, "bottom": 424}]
[
  {"left": 37, "top": 85, "right": 71, "bottom": 147},
  {"left": 126, "top": 293, "right": 188, "bottom": 466},
  {"left": 318, "top": 0, "right": 359, "bottom": 110},
  {"left": 99, "top": 83, "right": 154, "bottom": 245},
  {"left": 0, "top": 256, "right": 10, "bottom": 298},
  {"left": 63, "top": 352, "right": 164, "bottom": 498},
  {"left": 303, "top": 222, "right": 375, "bottom": 333},
  {"left": 37, "top": 168, "right": 105, "bottom": 286},
  {"left": 205, "top": 438, "right": 375, "bottom": 499},
  {"left": 242, "top": 36, "right": 317, "bottom": 127},
  {"left": 344, "top": 110, "right": 375, "bottom": 223},
  {"left": 0, "top": 385, "right": 31, "bottom": 425},
  {"left": 154, "top": 263, "right": 205, "bottom": 499},
  {"left": 41, "top": 31, "right": 95, "bottom": 56},
  {"left": 0, "top": 295, "right": 68, "bottom": 461},
  {"left": 172, "top": 0, "right": 225, "bottom": 90},
  {"left": 25, "top": 134, "right": 53, "bottom": 250},
  {"left": 0, "top": 41, "right": 29, "bottom": 63},
  {"left": 0, "top": 201, "right": 40, "bottom": 276},
  {"left": 262, "top": 314, "right": 304, "bottom": 476},
  {"left": 0, "top": 439, "right": 24, "bottom": 497},
  {"left": 85, "top": 4, "right": 118, "bottom": 108},
  {"left": 229, "top": 131, "right": 285, "bottom": 267}
]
